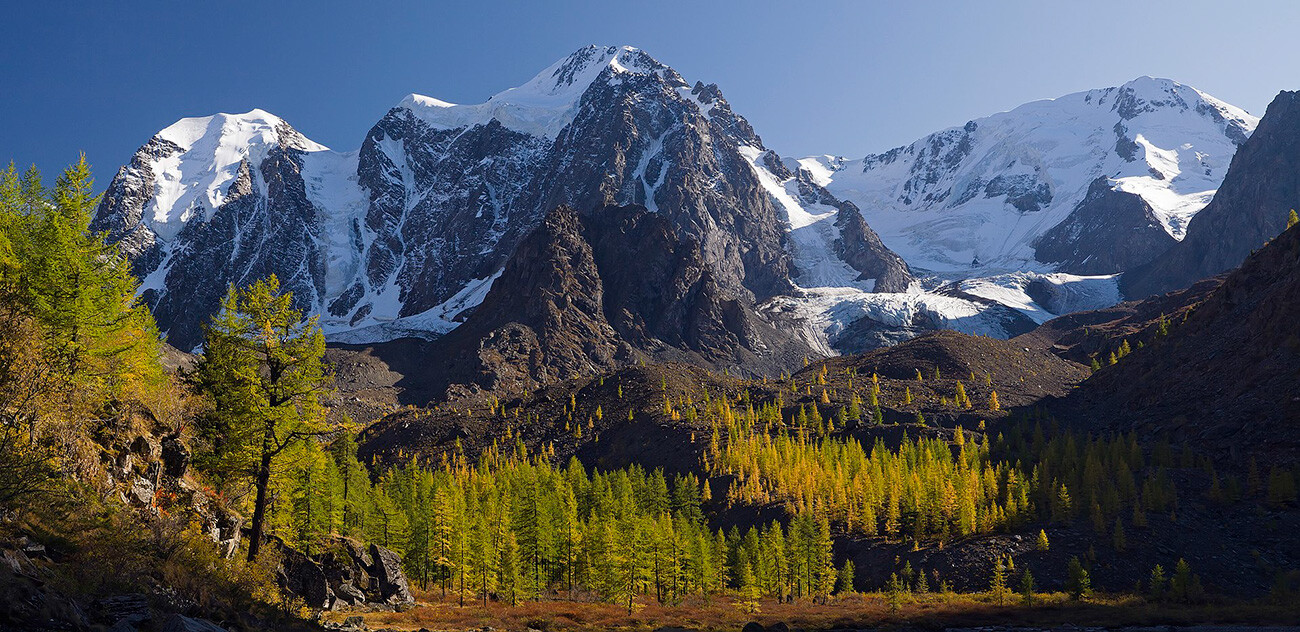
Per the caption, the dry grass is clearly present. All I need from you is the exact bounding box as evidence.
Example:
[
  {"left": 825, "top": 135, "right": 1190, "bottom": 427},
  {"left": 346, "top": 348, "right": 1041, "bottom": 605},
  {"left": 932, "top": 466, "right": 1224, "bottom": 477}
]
[{"left": 330, "top": 591, "right": 1300, "bottom": 632}]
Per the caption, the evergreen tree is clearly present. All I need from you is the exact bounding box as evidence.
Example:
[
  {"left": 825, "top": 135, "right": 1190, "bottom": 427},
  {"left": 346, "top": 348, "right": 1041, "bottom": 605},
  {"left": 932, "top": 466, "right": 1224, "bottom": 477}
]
[
  {"left": 1288, "top": 209, "right": 1299, "bottom": 231},
  {"left": 835, "top": 560, "right": 855, "bottom": 595},
  {"left": 990, "top": 556, "right": 1008, "bottom": 606},
  {"left": 499, "top": 530, "right": 521, "bottom": 606},
  {"left": 1149, "top": 564, "right": 1166, "bottom": 601},
  {"left": 193, "top": 275, "right": 335, "bottom": 561},
  {"left": 1019, "top": 569, "right": 1035, "bottom": 606},
  {"left": 886, "top": 572, "right": 904, "bottom": 611},
  {"left": 1066, "top": 556, "right": 1091, "bottom": 601}
]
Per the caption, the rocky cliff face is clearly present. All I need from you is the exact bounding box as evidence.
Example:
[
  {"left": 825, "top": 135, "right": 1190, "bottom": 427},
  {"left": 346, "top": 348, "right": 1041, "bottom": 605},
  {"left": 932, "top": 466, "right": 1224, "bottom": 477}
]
[
  {"left": 93, "top": 46, "right": 908, "bottom": 365},
  {"left": 1121, "top": 90, "right": 1300, "bottom": 299},
  {"left": 421, "top": 204, "right": 810, "bottom": 398},
  {"left": 1034, "top": 176, "right": 1177, "bottom": 274}
]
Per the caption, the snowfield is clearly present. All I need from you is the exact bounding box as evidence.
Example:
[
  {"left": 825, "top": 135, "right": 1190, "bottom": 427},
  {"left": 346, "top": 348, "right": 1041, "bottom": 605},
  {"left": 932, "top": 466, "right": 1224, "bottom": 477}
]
[{"left": 802, "top": 77, "right": 1257, "bottom": 272}]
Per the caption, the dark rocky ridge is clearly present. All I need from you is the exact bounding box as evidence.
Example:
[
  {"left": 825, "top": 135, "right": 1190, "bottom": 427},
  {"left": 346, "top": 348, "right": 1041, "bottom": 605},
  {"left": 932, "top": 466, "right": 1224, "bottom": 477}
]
[
  {"left": 1061, "top": 220, "right": 1300, "bottom": 464},
  {"left": 1122, "top": 90, "right": 1300, "bottom": 299},
  {"left": 1034, "top": 176, "right": 1177, "bottom": 275},
  {"left": 417, "top": 204, "right": 811, "bottom": 400}
]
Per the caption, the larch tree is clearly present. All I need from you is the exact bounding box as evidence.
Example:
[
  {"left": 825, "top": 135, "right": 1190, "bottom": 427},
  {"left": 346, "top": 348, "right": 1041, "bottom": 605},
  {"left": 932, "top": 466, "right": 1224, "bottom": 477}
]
[{"left": 193, "top": 275, "right": 336, "bottom": 561}]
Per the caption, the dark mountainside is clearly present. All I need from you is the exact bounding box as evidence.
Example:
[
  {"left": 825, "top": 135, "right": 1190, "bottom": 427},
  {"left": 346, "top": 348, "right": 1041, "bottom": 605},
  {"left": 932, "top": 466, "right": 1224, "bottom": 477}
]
[
  {"left": 357, "top": 330, "right": 1091, "bottom": 472},
  {"left": 1060, "top": 220, "right": 1300, "bottom": 464},
  {"left": 1034, "top": 176, "right": 1178, "bottom": 275},
  {"left": 1122, "top": 90, "right": 1300, "bottom": 299}
]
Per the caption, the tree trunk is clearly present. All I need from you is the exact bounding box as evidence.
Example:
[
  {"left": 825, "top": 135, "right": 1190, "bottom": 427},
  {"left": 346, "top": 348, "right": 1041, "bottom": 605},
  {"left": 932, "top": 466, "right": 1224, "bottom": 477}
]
[{"left": 246, "top": 446, "right": 274, "bottom": 561}]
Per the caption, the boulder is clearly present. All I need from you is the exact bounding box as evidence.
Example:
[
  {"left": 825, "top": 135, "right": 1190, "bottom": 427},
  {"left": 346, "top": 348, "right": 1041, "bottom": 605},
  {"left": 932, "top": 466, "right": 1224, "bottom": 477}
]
[
  {"left": 128, "top": 476, "right": 155, "bottom": 506},
  {"left": 93, "top": 593, "right": 150, "bottom": 627},
  {"left": 369, "top": 543, "right": 414, "bottom": 605},
  {"left": 333, "top": 581, "right": 368, "bottom": 607},
  {"left": 276, "top": 543, "right": 334, "bottom": 610}
]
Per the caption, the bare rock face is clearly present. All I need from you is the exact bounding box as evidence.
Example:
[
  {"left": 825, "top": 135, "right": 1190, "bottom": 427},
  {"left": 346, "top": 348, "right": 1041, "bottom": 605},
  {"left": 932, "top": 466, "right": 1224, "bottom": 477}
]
[
  {"left": 425, "top": 204, "right": 812, "bottom": 398},
  {"left": 1122, "top": 90, "right": 1300, "bottom": 298},
  {"left": 1034, "top": 176, "right": 1177, "bottom": 274},
  {"left": 832, "top": 199, "right": 911, "bottom": 292}
]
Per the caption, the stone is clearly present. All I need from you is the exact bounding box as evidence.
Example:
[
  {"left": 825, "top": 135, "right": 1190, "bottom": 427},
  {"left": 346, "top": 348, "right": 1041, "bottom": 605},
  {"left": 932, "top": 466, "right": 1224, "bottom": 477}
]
[
  {"left": 276, "top": 543, "right": 334, "bottom": 610},
  {"left": 333, "top": 581, "right": 368, "bottom": 607},
  {"left": 369, "top": 543, "right": 414, "bottom": 605},
  {"left": 128, "top": 476, "right": 155, "bottom": 506},
  {"left": 93, "top": 593, "right": 150, "bottom": 627}
]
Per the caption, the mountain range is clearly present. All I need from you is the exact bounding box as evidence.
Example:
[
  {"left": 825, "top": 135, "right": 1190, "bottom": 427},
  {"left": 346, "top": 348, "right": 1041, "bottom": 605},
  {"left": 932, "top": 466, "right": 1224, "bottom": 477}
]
[{"left": 92, "top": 45, "right": 1278, "bottom": 394}]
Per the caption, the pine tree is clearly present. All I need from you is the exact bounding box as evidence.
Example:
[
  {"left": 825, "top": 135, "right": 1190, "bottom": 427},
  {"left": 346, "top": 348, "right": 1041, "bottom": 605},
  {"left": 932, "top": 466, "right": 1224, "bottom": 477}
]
[
  {"left": 886, "top": 572, "right": 904, "bottom": 611},
  {"left": 835, "top": 560, "right": 855, "bottom": 595},
  {"left": 1066, "top": 556, "right": 1091, "bottom": 601},
  {"left": 737, "top": 559, "right": 760, "bottom": 612},
  {"left": 990, "top": 556, "right": 1008, "bottom": 606},
  {"left": 988, "top": 390, "right": 1000, "bottom": 412},
  {"left": 1170, "top": 558, "right": 1202, "bottom": 603},
  {"left": 1149, "top": 564, "right": 1166, "bottom": 601},
  {"left": 1288, "top": 209, "right": 1299, "bottom": 231},
  {"left": 1019, "top": 569, "right": 1035, "bottom": 606},
  {"left": 1112, "top": 516, "right": 1126, "bottom": 552},
  {"left": 193, "top": 275, "right": 335, "bottom": 561},
  {"left": 499, "top": 530, "right": 521, "bottom": 606}
]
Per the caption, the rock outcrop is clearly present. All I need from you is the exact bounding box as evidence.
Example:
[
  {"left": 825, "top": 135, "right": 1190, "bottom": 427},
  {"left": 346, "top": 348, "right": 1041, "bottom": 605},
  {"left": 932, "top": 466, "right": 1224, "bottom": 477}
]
[{"left": 272, "top": 536, "right": 414, "bottom": 611}]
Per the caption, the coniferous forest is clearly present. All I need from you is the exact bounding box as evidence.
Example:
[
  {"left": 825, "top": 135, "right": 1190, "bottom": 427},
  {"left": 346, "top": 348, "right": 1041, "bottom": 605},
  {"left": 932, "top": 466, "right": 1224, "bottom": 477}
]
[{"left": 0, "top": 156, "right": 1297, "bottom": 632}]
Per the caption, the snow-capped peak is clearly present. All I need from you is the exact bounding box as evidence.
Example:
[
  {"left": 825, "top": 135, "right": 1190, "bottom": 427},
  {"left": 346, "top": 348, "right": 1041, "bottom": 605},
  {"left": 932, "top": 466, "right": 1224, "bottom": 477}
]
[
  {"left": 144, "top": 109, "right": 329, "bottom": 241},
  {"left": 810, "top": 77, "right": 1258, "bottom": 273},
  {"left": 398, "top": 45, "right": 669, "bottom": 139}
]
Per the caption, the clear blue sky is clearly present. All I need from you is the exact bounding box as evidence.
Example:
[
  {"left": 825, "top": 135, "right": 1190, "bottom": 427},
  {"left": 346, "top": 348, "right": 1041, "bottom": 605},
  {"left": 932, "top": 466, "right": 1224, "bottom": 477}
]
[{"left": 3, "top": 0, "right": 1296, "bottom": 182}]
